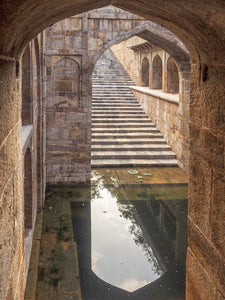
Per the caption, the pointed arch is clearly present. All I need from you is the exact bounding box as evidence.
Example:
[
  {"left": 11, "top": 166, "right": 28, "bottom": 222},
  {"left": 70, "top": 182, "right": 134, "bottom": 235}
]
[
  {"left": 167, "top": 56, "right": 179, "bottom": 94},
  {"left": 152, "top": 54, "right": 162, "bottom": 89},
  {"left": 22, "top": 45, "right": 32, "bottom": 125},
  {"left": 24, "top": 148, "right": 33, "bottom": 231},
  {"left": 52, "top": 57, "right": 81, "bottom": 102}
]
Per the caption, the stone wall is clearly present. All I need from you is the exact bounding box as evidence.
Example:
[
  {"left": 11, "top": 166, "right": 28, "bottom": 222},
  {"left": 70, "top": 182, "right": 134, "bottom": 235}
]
[
  {"left": 21, "top": 35, "right": 46, "bottom": 288},
  {"left": 187, "top": 63, "right": 225, "bottom": 300},
  {"left": 0, "top": 34, "right": 46, "bottom": 298},
  {"left": 44, "top": 7, "right": 157, "bottom": 184},
  {"left": 132, "top": 88, "right": 189, "bottom": 171},
  {"left": 0, "top": 1, "right": 224, "bottom": 299},
  {"left": 44, "top": 19, "right": 91, "bottom": 184}
]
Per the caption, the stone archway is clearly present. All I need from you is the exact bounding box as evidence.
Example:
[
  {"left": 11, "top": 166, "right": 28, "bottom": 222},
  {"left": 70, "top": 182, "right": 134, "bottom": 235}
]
[{"left": 0, "top": 1, "right": 224, "bottom": 299}]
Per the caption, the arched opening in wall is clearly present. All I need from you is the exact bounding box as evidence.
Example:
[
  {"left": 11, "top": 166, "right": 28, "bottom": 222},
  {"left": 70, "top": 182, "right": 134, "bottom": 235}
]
[
  {"left": 152, "top": 54, "right": 162, "bottom": 89},
  {"left": 2, "top": 0, "right": 224, "bottom": 298},
  {"left": 141, "top": 57, "right": 149, "bottom": 86},
  {"left": 22, "top": 45, "right": 32, "bottom": 125},
  {"left": 24, "top": 148, "right": 33, "bottom": 235},
  {"left": 52, "top": 57, "right": 81, "bottom": 105},
  {"left": 167, "top": 56, "right": 179, "bottom": 94},
  {"left": 23, "top": 6, "right": 189, "bottom": 298}
]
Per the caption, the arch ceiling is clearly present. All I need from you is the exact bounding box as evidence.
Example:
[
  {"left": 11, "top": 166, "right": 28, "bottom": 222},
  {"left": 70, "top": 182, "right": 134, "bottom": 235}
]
[{"left": 0, "top": 0, "right": 224, "bottom": 64}]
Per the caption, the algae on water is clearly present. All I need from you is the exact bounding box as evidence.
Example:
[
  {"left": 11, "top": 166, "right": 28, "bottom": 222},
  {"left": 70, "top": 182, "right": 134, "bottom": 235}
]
[{"left": 128, "top": 169, "right": 139, "bottom": 175}]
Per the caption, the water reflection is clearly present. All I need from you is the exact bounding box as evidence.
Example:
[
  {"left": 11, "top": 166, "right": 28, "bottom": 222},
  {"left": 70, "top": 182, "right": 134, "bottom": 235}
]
[
  {"left": 91, "top": 182, "right": 163, "bottom": 292},
  {"left": 71, "top": 169, "right": 188, "bottom": 300}
]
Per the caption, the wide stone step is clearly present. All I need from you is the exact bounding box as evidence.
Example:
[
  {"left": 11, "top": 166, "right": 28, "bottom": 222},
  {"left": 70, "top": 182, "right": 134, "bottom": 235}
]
[
  {"left": 92, "top": 99, "right": 136, "bottom": 102},
  {"left": 91, "top": 144, "right": 171, "bottom": 151},
  {"left": 92, "top": 111, "right": 145, "bottom": 114},
  {"left": 92, "top": 94, "right": 134, "bottom": 97},
  {"left": 93, "top": 88, "right": 133, "bottom": 91},
  {"left": 92, "top": 118, "right": 151, "bottom": 123},
  {"left": 92, "top": 123, "right": 155, "bottom": 128},
  {"left": 93, "top": 85, "right": 131, "bottom": 88},
  {"left": 92, "top": 95, "right": 135, "bottom": 98},
  {"left": 91, "top": 159, "right": 178, "bottom": 167},
  {"left": 93, "top": 75, "right": 132, "bottom": 78},
  {"left": 92, "top": 105, "right": 141, "bottom": 108},
  {"left": 92, "top": 88, "right": 132, "bottom": 91},
  {"left": 92, "top": 132, "right": 162, "bottom": 138},
  {"left": 93, "top": 84, "right": 132, "bottom": 87},
  {"left": 92, "top": 82, "right": 134, "bottom": 85},
  {"left": 93, "top": 80, "right": 134, "bottom": 82},
  {"left": 91, "top": 150, "right": 176, "bottom": 160},
  {"left": 92, "top": 127, "right": 159, "bottom": 133},
  {"left": 92, "top": 103, "right": 140, "bottom": 107},
  {"left": 92, "top": 99, "right": 138, "bottom": 102},
  {"left": 92, "top": 108, "right": 143, "bottom": 112},
  {"left": 91, "top": 138, "right": 167, "bottom": 145},
  {"left": 92, "top": 114, "right": 147, "bottom": 118}
]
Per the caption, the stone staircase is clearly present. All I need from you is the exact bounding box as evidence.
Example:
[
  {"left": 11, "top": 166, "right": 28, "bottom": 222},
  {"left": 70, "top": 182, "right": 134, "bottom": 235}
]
[{"left": 91, "top": 49, "right": 178, "bottom": 167}]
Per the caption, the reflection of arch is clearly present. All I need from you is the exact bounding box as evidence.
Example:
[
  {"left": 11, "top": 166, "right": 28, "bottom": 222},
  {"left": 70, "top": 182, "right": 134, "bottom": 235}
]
[
  {"left": 53, "top": 57, "right": 80, "bottom": 99},
  {"left": 167, "top": 56, "right": 179, "bottom": 94},
  {"left": 22, "top": 45, "right": 32, "bottom": 125},
  {"left": 150, "top": 200, "right": 160, "bottom": 217},
  {"left": 71, "top": 192, "right": 187, "bottom": 299},
  {"left": 152, "top": 54, "right": 162, "bottom": 89},
  {"left": 141, "top": 57, "right": 149, "bottom": 87},
  {"left": 24, "top": 148, "right": 33, "bottom": 233},
  {"left": 163, "top": 210, "right": 176, "bottom": 241}
]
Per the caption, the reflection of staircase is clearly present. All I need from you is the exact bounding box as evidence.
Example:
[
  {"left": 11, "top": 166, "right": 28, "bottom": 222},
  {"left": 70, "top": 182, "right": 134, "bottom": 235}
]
[{"left": 91, "top": 49, "right": 178, "bottom": 167}]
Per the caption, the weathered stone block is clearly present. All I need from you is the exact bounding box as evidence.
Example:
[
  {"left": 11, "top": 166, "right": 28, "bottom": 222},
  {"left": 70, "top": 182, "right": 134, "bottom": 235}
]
[
  {"left": 188, "top": 220, "right": 225, "bottom": 296},
  {"left": 50, "top": 37, "right": 64, "bottom": 49},
  {"left": 190, "top": 122, "right": 224, "bottom": 169},
  {"left": 54, "top": 81, "right": 73, "bottom": 91},
  {"left": 189, "top": 152, "right": 212, "bottom": 238},
  {"left": 211, "top": 169, "right": 225, "bottom": 257},
  {"left": 186, "top": 249, "right": 217, "bottom": 300},
  {"left": 70, "top": 18, "right": 82, "bottom": 30}
]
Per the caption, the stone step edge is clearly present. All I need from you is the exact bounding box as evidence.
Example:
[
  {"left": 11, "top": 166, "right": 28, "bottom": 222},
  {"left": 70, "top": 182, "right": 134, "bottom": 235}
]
[{"left": 91, "top": 159, "right": 178, "bottom": 167}]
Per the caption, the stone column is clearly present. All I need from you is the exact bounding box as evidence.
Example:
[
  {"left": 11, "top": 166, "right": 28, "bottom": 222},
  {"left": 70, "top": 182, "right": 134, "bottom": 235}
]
[{"left": 162, "top": 51, "right": 167, "bottom": 92}]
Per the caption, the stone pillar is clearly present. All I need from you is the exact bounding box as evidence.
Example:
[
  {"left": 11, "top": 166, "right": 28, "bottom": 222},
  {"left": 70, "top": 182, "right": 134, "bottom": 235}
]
[
  {"left": 44, "top": 15, "right": 91, "bottom": 184},
  {"left": 162, "top": 52, "right": 167, "bottom": 92},
  {"left": 138, "top": 51, "right": 142, "bottom": 86},
  {"left": 186, "top": 63, "right": 225, "bottom": 299},
  {"left": 178, "top": 70, "right": 190, "bottom": 173}
]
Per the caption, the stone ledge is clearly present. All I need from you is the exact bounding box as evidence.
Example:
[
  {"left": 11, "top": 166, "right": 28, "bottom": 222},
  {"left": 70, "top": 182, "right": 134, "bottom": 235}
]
[{"left": 129, "top": 86, "right": 179, "bottom": 105}]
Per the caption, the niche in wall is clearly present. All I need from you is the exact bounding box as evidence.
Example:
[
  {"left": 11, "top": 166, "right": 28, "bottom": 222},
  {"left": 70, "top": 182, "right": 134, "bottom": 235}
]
[
  {"left": 167, "top": 56, "right": 179, "bottom": 94},
  {"left": 141, "top": 57, "right": 149, "bottom": 87},
  {"left": 22, "top": 45, "right": 32, "bottom": 125},
  {"left": 152, "top": 54, "right": 162, "bottom": 89}
]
